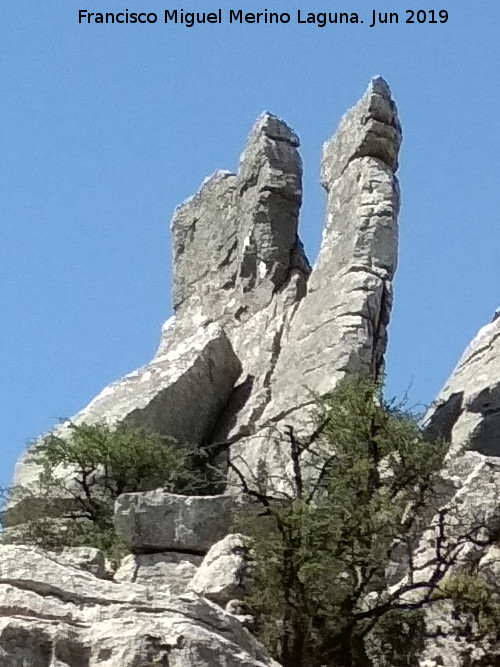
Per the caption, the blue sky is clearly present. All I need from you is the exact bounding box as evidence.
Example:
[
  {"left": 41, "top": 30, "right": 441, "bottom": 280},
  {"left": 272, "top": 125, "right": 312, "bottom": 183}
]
[{"left": 2, "top": 0, "right": 500, "bottom": 489}]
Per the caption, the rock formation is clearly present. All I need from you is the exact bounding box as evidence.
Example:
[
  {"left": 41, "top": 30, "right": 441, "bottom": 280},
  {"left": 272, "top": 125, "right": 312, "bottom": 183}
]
[
  {"left": 424, "top": 313, "right": 500, "bottom": 457},
  {"left": 2, "top": 79, "right": 408, "bottom": 666},
  {"left": 8, "top": 76, "right": 401, "bottom": 508},
  {"left": 0, "top": 544, "right": 279, "bottom": 667}
]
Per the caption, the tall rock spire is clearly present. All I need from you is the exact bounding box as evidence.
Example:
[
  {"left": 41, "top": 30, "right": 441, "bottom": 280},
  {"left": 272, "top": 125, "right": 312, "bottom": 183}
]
[
  {"left": 259, "top": 77, "right": 401, "bottom": 427},
  {"left": 170, "top": 112, "right": 308, "bottom": 330}
]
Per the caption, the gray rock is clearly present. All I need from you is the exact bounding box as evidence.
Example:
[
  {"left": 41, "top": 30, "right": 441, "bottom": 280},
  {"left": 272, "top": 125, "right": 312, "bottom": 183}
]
[
  {"left": 52, "top": 546, "right": 108, "bottom": 579},
  {"left": 424, "top": 316, "right": 500, "bottom": 457},
  {"left": 114, "top": 490, "right": 243, "bottom": 553},
  {"left": 228, "top": 78, "right": 401, "bottom": 486},
  {"left": 171, "top": 113, "right": 306, "bottom": 327},
  {"left": 161, "top": 112, "right": 310, "bottom": 448},
  {"left": 7, "top": 323, "right": 241, "bottom": 525},
  {"left": 388, "top": 452, "right": 500, "bottom": 667},
  {"left": 188, "top": 533, "right": 253, "bottom": 605},
  {"left": 264, "top": 76, "right": 400, "bottom": 423},
  {"left": 114, "top": 551, "right": 202, "bottom": 593},
  {"left": 0, "top": 545, "right": 279, "bottom": 667}
]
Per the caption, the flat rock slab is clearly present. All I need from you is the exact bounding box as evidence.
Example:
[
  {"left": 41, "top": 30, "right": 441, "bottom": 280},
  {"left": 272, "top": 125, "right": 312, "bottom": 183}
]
[
  {"left": 114, "top": 490, "right": 244, "bottom": 553},
  {"left": 69, "top": 322, "right": 242, "bottom": 446}
]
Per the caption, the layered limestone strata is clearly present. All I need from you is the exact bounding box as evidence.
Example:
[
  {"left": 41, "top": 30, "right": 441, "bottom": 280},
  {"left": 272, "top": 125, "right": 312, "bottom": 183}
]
[{"left": 227, "top": 77, "right": 401, "bottom": 483}]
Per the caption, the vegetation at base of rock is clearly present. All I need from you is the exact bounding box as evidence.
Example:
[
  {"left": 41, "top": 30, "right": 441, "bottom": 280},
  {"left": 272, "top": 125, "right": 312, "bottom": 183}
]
[
  {"left": 2, "top": 421, "right": 215, "bottom": 558},
  {"left": 234, "top": 375, "right": 500, "bottom": 667},
  {"left": 436, "top": 571, "right": 500, "bottom": 640}
]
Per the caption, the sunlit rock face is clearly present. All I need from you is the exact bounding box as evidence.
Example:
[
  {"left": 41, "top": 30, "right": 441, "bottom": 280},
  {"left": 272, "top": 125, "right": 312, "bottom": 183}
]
[
  {"left": 424, "top": 315, "right": 500, "bottom": 457},
  {"left": 10, "top": 77, "right": 401, "bottom": 505},
  {"left": 4, "top": 78, "right": 405, "bottom": 667},
  {"left": 0, "top": 545, "right": 279, "bottom": 667}
]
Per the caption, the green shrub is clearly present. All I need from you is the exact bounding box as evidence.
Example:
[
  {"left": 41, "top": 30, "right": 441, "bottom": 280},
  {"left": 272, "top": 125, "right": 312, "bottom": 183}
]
[
  {"left": 235, "top": 375, "right": 448, "bottom": 667},
  {"left": 3, "top": 420, "right": 212, "bottom": 559}
]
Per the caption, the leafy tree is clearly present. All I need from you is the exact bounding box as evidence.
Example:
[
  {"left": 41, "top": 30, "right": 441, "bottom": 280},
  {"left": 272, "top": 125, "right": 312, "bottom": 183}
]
[
  {"left": 2, "top": 420, "right": 212, "bottom": 558},
  {"left": 231, "top": 376, "right": 500, "bottom": 667}
]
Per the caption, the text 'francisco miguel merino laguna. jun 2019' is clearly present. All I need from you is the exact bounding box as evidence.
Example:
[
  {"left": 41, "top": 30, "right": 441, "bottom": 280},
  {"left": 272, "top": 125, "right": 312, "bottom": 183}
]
[{"left": 78, "top": 8, "right": 450, "bottom": 28}]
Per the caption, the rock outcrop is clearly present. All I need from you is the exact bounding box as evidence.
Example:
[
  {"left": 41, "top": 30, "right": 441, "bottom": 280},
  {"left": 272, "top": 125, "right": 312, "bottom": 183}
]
[
  {"left": 424, "top": 314, "right": 500, "bottom": 457},
  {"left": 0, "top": 545, "right": 278, "bottom": 667},
  {"left": 8, "top": 323, "right": 241, "bottom": 507},
  {"left": 4, "top": 78, "right": 404, "bottom": 667},
  {"left": 407, "top": 316, "right": 500, "bottom": 666},
  {"left": 9, "top": 76, "right": 401, "bottom": 508},
  {"left": 227, "top": 77, "right": 401, "bottom": 484}
]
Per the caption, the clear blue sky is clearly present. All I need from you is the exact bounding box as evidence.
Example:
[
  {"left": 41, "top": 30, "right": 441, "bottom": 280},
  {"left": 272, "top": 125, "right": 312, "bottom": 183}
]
[{"left": 2, "top": 1, "right": 500, "bottom": 489}]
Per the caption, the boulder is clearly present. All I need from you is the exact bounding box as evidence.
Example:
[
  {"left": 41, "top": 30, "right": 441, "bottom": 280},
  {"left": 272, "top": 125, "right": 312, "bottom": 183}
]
[
  {"left": 188, "top": 533, "right": 253, "bottom": 605},
  {"left": 0, "top": 545, "right": 279, "bottom": 667},
  {"left": 114, "top": 490, "right": 243, "bottom": 553},
  {"left": 114, "top": 551, "right": 202, "bottom": 593}
]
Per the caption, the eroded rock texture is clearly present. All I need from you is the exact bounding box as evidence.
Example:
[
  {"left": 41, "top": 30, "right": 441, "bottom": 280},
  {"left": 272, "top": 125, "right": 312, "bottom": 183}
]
[
  {"left": 10, "top": 77, "right": 401, "bottom": 507},
  {"left": 5, "top": 78, "right": 403, "bottom": 667},
  {"left": 228, "top": 77, "right": 401, "bottom": 484},
  {"left": 424, "top": 315, "right": 500, "bottom": 457},
  {"left": 409, "top": 316, "right": 500, "bottom": 666},
  {"left": 114, "top": 491, "right": 243, "bottom": 553},
  {"left": 0, "top": 545, "right": 278, "bottom": 667}
]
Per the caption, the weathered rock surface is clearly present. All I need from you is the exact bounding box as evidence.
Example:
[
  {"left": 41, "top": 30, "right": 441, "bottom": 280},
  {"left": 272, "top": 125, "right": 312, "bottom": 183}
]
[
  {"left": 0, "top": 545, "right": 279, "bottom": 667},
  {"left": 51, "top": 546, "right": 110, "bottom": 579},
  {"left": 162, "top": 111, "right": 311, "bottom": 447},
  {"left": 188, "top": 533, "right": 253, "bottom": 605},
  {"left": 9, "top": 323, "right": 241, "bottom": 510},
  {"left": 6, "top": 78, "right": 405, "bottom": 667},
  {"left": 263, "top": 76, "right": 400, "bottom": 424},
  {"left": 424, "top": 314, "right": 500, "bottom": 457},
  {"left": 10, "top": 78, "right": 401, "bottom": 515},
  {"left": 384, "top": 451, "right": 500, "bottom": 667},
  {"left": 114, "top": 490, "right": 243, "bottom": 553},
  {"left": 114, "top": 551, "right": 202, "bottom": 592},
  {"left": 227, "top": 77, "right": 401, "bottom": 485}
]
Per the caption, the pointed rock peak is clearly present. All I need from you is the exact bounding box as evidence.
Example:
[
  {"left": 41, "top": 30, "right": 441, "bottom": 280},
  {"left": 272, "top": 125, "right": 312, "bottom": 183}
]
[
  {"left": 368, "top": 75, "right": 392, "bottom": 97},
  {"left": 238, "top": 112, "right": 302, "bottom": 199},
  {"left": 321, "top": 76, "right": 402, "bottom": 188},
  {"left": 249, "top": 112, "right": 300, "bottom": 147}
]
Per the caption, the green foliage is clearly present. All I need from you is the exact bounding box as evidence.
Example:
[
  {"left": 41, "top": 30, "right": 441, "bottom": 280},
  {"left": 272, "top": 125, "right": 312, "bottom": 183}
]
[
  {"left": 237, "top": 375, "right": 448, "bottom": 667},
  {"left": 436, "top": 571, "right": 500, "bottom": 640},
  {"left": 4, "top": 420, "right": 211, "bottom": 558},
  {"left": 364, "top": 609, "right": 426, "bottom": 667}
]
